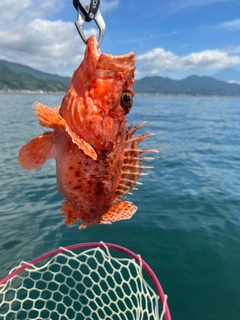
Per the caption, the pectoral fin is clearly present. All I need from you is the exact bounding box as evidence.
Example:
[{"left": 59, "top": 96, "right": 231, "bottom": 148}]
[
  {"left": 102, "top": 201, "right": 137, "bottom": 222},
  {"left": 18, "top": 131, "right": 55, "bottom": 169}
]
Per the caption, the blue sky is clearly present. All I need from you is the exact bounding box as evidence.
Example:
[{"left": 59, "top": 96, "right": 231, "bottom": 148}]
[{"left": 0, "top": 0, "right": 240, "bottom": 79}]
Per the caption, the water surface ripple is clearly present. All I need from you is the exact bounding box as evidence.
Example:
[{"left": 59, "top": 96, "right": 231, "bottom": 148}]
[{"left": 1, "top": 94, "right": 240, "bottom": 319}]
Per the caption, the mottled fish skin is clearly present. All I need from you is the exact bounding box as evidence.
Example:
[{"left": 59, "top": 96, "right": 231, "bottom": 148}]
[{"left": 18, "top": 36, "right": 158, "bottom": 229}]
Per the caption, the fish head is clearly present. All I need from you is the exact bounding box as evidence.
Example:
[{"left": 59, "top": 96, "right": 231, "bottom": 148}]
[{"left": 60, "top": 35, "right": 135, "bottom": 153}]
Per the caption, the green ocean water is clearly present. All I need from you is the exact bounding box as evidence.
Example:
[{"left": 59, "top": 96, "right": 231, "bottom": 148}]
[{"left": 0, "top": 93, "right": 240, "bottom": 319}]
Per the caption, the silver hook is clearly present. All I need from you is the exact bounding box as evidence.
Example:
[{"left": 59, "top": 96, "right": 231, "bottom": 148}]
[{"left": 73, "top": 0, "right": 106, "bottom": 48}]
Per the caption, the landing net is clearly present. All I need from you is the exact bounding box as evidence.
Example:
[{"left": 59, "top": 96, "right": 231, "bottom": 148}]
[{"left": 0, "top": 242, "right": 171, "bottom": 320}]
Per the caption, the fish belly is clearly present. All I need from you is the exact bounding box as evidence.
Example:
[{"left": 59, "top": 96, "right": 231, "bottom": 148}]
[{"left": 55, "top": 136, "right": 124, "bottom": 225}]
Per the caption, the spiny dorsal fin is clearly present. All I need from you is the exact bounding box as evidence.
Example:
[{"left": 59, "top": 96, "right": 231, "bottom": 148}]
[{"left": 115, "top": 122, "right": 158, "bottom": 198}]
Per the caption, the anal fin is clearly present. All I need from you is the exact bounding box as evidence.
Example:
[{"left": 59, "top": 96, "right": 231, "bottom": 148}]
[
  {"left": 18, "top": 131, "right": 55, "bottom": 169},
  {"left": 102, "top": 201, "right": 137, "bottom": 222},
  {"left": 60, "top": 200, "right": 78, "bottom": 227}
]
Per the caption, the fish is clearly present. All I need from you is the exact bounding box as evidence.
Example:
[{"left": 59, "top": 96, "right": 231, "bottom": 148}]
[{"left": 18, "top": 35, "right": 158, "bottom": 229}]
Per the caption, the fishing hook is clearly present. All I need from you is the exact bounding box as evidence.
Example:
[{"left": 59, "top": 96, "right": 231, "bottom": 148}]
[{"left": 73, "top": 0, "right": 106, "bottom": 48}]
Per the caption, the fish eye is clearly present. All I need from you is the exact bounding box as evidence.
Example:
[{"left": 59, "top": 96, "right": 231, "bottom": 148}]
[{"left": 121, "top": 92, "right": 133, "bottom": 109}]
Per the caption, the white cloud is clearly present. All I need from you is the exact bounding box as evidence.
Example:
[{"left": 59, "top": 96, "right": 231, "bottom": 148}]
[
  {"left": 0, "top": 0, "right": 118, "bottom": 75},
  {"left": 180, "top": 50, "right": 240, "bottom": 68},
  {"left": 227, "top": 46, "right": 240, "bottom": 54},
  {"left": 136, "top": 48, "right": 240, "bottom": 78},
  {"left": 228, "top": 80, "right": 240, "bottom": 85},
  {"left": 215, "top": 18, "right": 240, "bottom": 31},
  {"left": 1, "top": 0, "right": 238, "bottom": 80},
  {"left": 0, "top": 0, "right": 64, "bottom": 22},
  {"left": 169, "top": 0, "right": 233, "bottom": 13},
  {"left": 0, "top": 0, "right": 30, "bottom": 21},
  {"left": 101, "top": 0, "right": 119, "bottom": 12}
]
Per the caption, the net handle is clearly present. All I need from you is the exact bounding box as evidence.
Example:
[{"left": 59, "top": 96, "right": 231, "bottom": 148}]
[{"left": 0, "top": 242, "right": 171, "bottom": 320}]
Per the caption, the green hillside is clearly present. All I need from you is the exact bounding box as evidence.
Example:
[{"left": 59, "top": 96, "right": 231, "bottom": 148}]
[
  {"left": 133, "top": 75, "right": 240, "bottom": 96},
  {"left": 0, "top": 59, "right": 70, "bottom": 85},
  {"left": 0, "top": 61, "right": 69, "bottom": 92},
  {"left": 0, "top": 65, "right": 67, "bottom": 92},
  {"left": 1, "top": 59, "right": 240, "bottom": 96}
]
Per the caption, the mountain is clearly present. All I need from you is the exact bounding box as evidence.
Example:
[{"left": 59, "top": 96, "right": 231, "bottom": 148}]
[
  {"left": 213, "top": 68, "right": 240, "bottom": 83},
  {"left": 133, "top": 75, "right": 240, "bottom": 96},
  {"left": 0, "top": 60, "right": 70, "bottom": 92},
  {"left": 0, "top": 59, "right": 70, "bottom": 85},
  {"left": 1, "top": 59, "right": 240, "bottom": 96}
]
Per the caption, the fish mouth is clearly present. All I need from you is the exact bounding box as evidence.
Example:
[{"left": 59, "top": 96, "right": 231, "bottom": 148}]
[
  {"left": 70, "top": 35, "right": 135, "bottom": 94},
  {"left": 86, "top": 36, "right": 101, "bottom": 65},
  {"left": 86, "top": 35, "right": 135, "bottom": 76}
]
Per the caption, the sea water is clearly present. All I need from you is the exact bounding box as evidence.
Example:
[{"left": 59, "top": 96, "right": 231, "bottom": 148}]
[{"left": 0, "top": 94, "right": 240, "bottom": 319}]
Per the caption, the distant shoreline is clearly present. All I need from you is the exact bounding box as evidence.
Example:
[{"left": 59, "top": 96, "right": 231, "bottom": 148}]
[
  {"left": 1, "top": 90, "right": 240, "bottom": 98},
  {"left": 1, "top": 59, "right": 240, "bottom": 98},
  {"left": 0, "top": 90, "right": 65, "bottom": 95}
]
